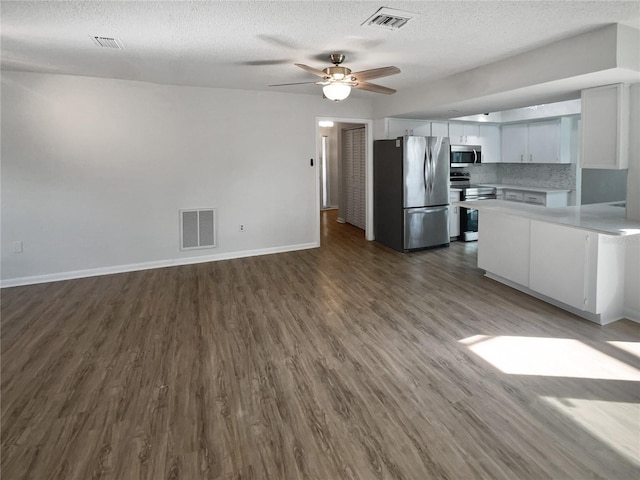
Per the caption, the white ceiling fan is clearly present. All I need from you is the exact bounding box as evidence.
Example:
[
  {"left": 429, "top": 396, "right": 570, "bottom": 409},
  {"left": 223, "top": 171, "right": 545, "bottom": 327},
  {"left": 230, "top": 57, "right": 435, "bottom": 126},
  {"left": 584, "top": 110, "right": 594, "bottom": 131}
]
[{"left": 269, "top": 54, "right": 401, "bottom": 101}]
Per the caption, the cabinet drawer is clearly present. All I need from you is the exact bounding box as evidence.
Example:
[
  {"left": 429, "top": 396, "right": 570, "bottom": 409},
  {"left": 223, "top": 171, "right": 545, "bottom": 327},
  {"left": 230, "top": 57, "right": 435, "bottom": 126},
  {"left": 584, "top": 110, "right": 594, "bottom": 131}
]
[
  {"left": 523, "top": 192, "right": 545, "bottom": 205},
  {"left": 504, "top": 191, "right": 524, "bottom": 202}
]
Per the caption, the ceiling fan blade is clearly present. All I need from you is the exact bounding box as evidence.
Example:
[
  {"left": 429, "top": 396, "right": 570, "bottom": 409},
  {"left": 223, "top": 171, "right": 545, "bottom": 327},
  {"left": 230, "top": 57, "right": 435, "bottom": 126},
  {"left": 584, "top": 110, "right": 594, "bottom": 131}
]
[
  {"left": 355, "top": 81, "right": 397, "bottom": 95},
  {"left": 295, "top": 63, "right": 328, "bottom": 78},
  {"left": 269, "top": 81, "right": 319, "bottom": 87},
  {"left": 350, "top": 66, "right": 400, "bottom": 82}
]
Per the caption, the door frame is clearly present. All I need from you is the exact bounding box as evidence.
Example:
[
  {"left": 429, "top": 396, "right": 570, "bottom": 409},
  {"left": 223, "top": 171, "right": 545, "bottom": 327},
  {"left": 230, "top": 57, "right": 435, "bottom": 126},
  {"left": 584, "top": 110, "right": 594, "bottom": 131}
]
[{"left": 315, "top": 116, "right": 374, "bottom": 243}]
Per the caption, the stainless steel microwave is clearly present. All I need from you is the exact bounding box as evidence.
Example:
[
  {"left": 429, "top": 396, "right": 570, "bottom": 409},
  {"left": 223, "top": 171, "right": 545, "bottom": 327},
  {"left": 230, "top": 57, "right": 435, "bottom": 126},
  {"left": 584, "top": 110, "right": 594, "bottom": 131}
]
[{"left": 451, "top": 144, "right": 481, "bottom": 167}]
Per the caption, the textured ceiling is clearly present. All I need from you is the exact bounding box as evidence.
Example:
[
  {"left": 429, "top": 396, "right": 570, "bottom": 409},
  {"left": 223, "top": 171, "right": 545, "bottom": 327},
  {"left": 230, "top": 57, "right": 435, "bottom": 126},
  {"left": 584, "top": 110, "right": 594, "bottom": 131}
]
[{"left": 2, "top": 1, "right": 639, "bottom": 101}]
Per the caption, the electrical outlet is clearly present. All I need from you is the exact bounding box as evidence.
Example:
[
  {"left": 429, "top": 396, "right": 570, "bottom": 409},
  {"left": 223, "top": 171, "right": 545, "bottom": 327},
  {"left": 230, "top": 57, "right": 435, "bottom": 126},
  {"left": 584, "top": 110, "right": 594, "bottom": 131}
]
[
  {"left": 13, "top": 241, "right": 23, "bottom": 253},
  {"left": 239, "top": 224, "right": 245, "bottom": 232}
]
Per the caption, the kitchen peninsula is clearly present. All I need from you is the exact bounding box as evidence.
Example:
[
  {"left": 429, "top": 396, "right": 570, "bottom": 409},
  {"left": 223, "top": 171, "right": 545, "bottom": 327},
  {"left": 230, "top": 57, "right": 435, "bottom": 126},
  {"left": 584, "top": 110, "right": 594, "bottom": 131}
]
[{"left": 457, "top": 200, "right": 640, "bottom": 325}]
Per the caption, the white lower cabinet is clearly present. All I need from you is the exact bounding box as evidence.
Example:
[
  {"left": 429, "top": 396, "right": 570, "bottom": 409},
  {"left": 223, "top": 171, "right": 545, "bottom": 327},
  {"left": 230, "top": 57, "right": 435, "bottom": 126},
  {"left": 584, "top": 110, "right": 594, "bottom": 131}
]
[
  {"left": 503, "top": 188, "right": 569, "bottom": 207},
  {"left": 478, "top": 211, "right": 626, "bottom": 324},
  {"left": 449, "top": 191, "right": 461, "bottom": 239},
  {"left": 477, "top": 212, "right": 530, "bottom": 286},
  {"left": 529, "top": 220, "right": 625, "bottom": 319},
  {"left": 529, "top": 221, "right": 590, "bottom": 310}
]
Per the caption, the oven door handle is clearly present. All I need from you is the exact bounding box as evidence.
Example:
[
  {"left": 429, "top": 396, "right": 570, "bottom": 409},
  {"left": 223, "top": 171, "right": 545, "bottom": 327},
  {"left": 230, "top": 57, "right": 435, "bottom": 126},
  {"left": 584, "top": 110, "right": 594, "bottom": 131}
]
[{"left": 465, "top": 195, "right": 496, "bottom": 201}]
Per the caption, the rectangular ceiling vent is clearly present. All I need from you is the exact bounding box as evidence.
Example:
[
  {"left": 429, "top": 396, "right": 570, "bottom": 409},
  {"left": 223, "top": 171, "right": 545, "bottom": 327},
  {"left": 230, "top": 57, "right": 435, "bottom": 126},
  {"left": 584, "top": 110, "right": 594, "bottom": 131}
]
[
  {"left": 92, "top": 36, "right": 123, "bottom": 49},
  {"left": 362, "top": 7, "right": 415, "bottom": 30},
  {"left": 180, "top": 209, "right": 217, "bottom": 250}
]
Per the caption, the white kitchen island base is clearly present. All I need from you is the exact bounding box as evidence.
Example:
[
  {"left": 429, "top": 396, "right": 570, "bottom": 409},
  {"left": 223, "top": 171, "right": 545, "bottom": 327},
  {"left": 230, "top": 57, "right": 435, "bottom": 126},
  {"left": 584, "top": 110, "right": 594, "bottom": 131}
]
[
  {"left": 458, "top": 200, "right": 640, "bottom": 325},
  {"left": 485, "top": 273, "right": 618, "bottom": 326}
]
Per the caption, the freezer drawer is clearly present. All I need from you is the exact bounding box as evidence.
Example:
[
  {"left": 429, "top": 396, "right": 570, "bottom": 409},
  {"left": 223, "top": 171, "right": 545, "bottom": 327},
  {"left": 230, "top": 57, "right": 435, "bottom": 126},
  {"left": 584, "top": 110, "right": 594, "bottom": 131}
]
[{"left": 403, "top": 206, "right": 450, "bottom": 250}]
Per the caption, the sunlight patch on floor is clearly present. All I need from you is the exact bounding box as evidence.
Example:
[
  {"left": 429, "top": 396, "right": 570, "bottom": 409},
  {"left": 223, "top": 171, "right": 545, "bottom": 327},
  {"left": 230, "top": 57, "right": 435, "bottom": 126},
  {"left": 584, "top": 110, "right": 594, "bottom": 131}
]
[
  {"left": 608, "top": 341, "right": 640, "bottom": 359},
  {"left": 541, "top": 396, "right": 640, "bottom": 465},
  {"left": 459, "top": 335, "right": 640, "bottom": 381}
]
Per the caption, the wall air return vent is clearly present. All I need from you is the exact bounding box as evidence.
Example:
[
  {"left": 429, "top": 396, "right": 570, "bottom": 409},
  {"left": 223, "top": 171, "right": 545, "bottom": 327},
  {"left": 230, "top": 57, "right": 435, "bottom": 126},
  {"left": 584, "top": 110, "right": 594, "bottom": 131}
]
[
  {"left": 92, "top": 36, "right": 123, "bottom": 49},
  {"left": 180, "top": 209, "right": 217, "bottom": 250},
  {"left": 362, "top": 7, "right": 415, "bottom": 30}
]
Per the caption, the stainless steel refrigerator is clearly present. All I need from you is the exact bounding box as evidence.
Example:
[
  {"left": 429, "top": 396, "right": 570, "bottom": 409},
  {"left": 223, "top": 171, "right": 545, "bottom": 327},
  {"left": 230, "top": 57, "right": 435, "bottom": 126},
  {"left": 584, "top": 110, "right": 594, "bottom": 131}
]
[{"left": 374, "top": 136, "right": 450, "bottom": 251}]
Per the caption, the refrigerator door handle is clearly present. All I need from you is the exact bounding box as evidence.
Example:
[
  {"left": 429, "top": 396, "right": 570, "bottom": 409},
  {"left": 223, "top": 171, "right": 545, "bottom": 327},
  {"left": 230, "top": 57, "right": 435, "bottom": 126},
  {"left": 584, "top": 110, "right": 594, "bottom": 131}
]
[
  {"left": 429, "top": 148, "right": 434, "bottom": 195},
  {"left": 423, "top": 149, "right": 428, "bottom": 192}
]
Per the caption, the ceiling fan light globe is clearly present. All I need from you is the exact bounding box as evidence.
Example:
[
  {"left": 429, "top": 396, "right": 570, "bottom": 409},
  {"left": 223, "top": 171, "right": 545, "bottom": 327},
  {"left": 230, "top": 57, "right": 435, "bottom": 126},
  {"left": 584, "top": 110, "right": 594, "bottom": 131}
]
[{"left": 323, "top": 83, "right": 351, "bottom": 101}]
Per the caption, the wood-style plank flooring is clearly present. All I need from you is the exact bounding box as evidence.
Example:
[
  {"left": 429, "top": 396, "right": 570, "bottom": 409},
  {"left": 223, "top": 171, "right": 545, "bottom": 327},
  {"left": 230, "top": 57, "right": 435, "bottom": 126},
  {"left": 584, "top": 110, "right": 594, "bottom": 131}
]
[{"left": 2, "top": 210, "right": 639, "bottom": 479}]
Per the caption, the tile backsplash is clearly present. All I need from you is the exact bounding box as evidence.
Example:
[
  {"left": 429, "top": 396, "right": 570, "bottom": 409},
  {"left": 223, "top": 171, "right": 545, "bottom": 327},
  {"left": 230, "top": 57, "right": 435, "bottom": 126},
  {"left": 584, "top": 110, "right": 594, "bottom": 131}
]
[
  {"left": 458, "top": 163, "right": 577, "bottom": 204},
  {"left": 459, "top": 163, "right": 576, "bottom": 191},
  {"left": 498, "top": 163, "right": 576, "bottom": 190},
  {"left": 457, "top": 163, "right": 498, "bottom": 184}
]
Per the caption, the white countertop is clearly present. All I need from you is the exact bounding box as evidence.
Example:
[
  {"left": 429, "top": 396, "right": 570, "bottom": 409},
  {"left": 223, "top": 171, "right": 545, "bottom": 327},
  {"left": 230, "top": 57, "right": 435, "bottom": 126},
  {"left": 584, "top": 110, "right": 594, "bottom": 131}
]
[
  {"left": 455, "top": 199, "right": 640, "bottom": 236},
  {"left": 478, "top": 184, "right": 571, "bottom": 193}
]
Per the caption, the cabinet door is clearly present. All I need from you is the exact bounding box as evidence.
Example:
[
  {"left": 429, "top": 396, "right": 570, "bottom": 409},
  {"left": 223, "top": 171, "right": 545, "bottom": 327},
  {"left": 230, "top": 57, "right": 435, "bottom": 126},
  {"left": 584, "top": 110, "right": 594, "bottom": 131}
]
[
  {"left": 479, "top": 124, "right": 501, "bottom": 163},
  {"left": 449, "top": 122, "right": 480, "bottom": 144},
  {"left": 449, "top": 191, "right": 460, "bottom": 238},
  {"left": 528, "top": 120, "right": 560, "bottom": 163},
  {"left": 388, "top": 119, "right": 430, "bottom": 138},
  {"left": 463, "top": 123, "right": 480, "bottom": 137},
  {"left": 431, "top": 121, "right": 449, "bottom": 137},
  {"left": 343, "top": 128, "right": 366, "bottom": 230},
  {"left": 501, "top": 124, "right": 528, "bottom": 163},
  {"left": 581, "top": 84, "right": 629, "bottom": 169},
  {"left": 529, "top": 221, "right": 589, "bottom": 310},
  {"left": 477, "top": 211, "right": 530, "bottom": 286},
  {"left": 448, "top": 122, "right": 465, "bottom": 143}
]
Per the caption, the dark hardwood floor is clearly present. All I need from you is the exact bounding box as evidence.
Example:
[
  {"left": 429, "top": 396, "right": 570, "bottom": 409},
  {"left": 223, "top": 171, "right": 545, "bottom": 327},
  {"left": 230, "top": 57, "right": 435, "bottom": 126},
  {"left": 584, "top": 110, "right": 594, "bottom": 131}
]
[{"left": 2, "top": 210, "right": 639, "bottom": 479}]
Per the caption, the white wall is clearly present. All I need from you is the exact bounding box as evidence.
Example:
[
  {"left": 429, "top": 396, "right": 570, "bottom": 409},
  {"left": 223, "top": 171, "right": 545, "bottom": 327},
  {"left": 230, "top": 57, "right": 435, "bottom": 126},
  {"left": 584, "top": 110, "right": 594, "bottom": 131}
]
[
  {"left": 627, "top": 83, "right": 640, "bottom": 222},
  {"left": 624, "top": 83, "right": 640, "bottom": 322},
  {"left": 1, "top": 71, "right": 372, "bottom": 285},
  {"left": 318, "top": 126, "right": 339, "bottom": 208}
]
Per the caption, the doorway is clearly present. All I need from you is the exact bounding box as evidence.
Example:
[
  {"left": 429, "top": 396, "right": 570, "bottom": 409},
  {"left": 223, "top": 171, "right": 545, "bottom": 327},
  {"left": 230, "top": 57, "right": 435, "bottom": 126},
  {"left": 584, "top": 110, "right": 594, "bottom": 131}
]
[{"left": 315, "top": 117, "right": 373, "bottom": 243}]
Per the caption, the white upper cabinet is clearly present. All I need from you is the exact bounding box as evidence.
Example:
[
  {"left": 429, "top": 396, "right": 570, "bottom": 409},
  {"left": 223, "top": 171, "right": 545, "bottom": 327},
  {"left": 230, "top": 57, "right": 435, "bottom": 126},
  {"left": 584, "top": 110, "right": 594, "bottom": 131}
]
[
  {"left": 431, "top": 121, "right": 449, "bottom": 137},
  {"left": 449, "top": 122, "right": 481, "bottom": 144},
  {"left": 387, "top": 118, "right": 431, "bottom": 138},
  {"left": 501, "top": 118, "right": 574, "bottom": 164},
  {"left": 528, "top": 120, "right": 561, "bottom": 163},
  {"left": 581, "top": 84, "right": 630, "bottom": 169},
  {"left": 479, "top": 124, "right": 501, "bottom": 163},
  {"left": 501, "top": 123, "right": 528, "bottom": 162},
  {"left": 380, "top": 119, "right": 453, "bottom": 139}
]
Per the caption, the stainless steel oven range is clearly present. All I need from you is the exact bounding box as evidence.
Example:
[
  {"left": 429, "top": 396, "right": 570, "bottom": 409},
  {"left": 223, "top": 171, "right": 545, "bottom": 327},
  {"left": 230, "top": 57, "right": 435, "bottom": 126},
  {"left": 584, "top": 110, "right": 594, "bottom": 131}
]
[
  {"left": 459, "top": 186, "right": 497, "bottom": 241},
  {"left": 450, "top": 173, "right": 497, "bottom": 242}
]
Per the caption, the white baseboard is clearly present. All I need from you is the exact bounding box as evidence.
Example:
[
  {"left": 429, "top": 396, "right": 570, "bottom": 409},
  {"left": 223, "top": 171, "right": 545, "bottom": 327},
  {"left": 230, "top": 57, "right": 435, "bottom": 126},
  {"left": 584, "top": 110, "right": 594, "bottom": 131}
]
[
  {"left": 485, "top": 272, "right": 640, "bottom": 326},
  {"left": 1, "top": 242, "right": 319, "bottom": 288}
]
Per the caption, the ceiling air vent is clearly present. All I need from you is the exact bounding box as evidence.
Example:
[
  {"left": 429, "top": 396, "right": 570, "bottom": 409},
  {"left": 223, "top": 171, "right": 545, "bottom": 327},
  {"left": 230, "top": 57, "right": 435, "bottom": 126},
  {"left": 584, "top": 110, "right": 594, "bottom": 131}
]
[
  {"left": 362, "top": 7, "right": 415, "bottom": 30},
  {"left": 92, "top": 36, "right": 123, "bottom": 49}
]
